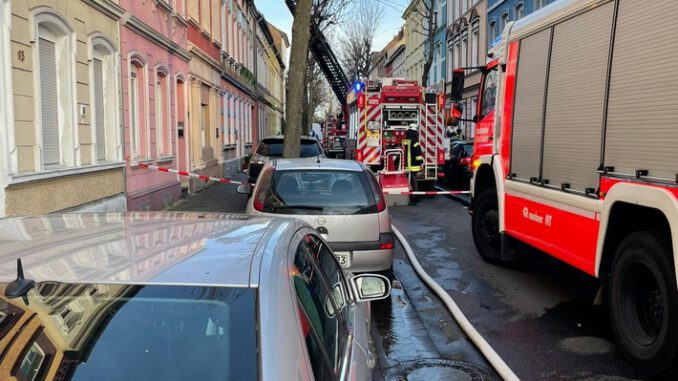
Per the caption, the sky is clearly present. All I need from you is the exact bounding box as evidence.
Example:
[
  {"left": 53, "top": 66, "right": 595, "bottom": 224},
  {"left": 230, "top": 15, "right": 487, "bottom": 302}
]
[{"left": 256, "top": 0, "right": 409, "bottom": 52}]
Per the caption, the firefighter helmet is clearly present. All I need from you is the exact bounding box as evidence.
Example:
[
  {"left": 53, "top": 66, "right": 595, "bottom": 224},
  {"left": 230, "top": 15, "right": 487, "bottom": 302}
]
[{"left": 408, "top": 123, "right": 418, "bottom": 131}]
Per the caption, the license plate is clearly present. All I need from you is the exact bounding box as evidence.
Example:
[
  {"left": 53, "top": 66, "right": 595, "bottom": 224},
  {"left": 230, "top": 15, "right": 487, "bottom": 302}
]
[{"left": 335, "top": 254, "right": 349, "bottom": 268}]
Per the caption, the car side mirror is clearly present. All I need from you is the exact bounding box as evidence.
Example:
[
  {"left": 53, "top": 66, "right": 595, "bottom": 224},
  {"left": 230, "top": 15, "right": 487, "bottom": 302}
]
[
  {"left": 350, "top": 274, "right": 391, "bottom": 303},
  {"left": 236, "top": 184, "right": 252, "bottom": 195}
]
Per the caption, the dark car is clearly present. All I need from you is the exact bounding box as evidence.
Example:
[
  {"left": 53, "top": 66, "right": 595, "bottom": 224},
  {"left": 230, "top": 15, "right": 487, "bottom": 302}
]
[
  {"left": 444, "top": 141, "right": 473, "bottom": 189},
  {"left": 248, "top": 136, "right": 324, "bottom": 183},
  {"left": 327, "top": 136, "right": 347, "bottom": 158}
]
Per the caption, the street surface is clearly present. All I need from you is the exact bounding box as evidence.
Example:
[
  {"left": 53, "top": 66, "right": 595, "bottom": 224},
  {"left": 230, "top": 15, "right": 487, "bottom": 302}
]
[{"left": 170, "top": 180, "right": 651, "bottom": 380}]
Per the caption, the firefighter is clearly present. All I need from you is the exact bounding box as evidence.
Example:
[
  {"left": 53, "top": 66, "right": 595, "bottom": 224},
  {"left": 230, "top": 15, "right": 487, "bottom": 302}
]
[{"left": 403, "top": 123, "right": 424, "bottom": 204}]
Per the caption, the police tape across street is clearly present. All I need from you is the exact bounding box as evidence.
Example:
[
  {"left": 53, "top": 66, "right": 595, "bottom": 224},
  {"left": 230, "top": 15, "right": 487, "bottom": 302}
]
[{"left": 134, "top": 162, "right": 471, "bottom": 196}]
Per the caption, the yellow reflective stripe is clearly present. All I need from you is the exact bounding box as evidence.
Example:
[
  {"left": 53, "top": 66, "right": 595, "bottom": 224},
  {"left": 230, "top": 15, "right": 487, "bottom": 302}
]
[
  {"left": 413, "top": 142, "right": 420, "bottom": 148},
  {"left": 415, "top": 156, "right": 423, "bottom": 160}
]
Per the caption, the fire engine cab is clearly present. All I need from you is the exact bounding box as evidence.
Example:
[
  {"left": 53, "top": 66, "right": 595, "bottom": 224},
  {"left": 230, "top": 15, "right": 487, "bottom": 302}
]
[
  {"left": 347, "top": 78, "right": 445, "bottom": 197},
  {"left": 452, "top": 0, "right": 678, "bottom": 375}
]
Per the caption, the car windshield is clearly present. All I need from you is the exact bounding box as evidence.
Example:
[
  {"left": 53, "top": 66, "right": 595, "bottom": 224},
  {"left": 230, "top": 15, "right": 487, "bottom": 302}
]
[
  {"left": 0, "top": 283, "right": 257, "bottom": 381},
  {"left": 256, "top": 139, "right": 321, "bottom": 157},
  {"left": 262, "top": 170, "right": 377, "bottom": 215}
]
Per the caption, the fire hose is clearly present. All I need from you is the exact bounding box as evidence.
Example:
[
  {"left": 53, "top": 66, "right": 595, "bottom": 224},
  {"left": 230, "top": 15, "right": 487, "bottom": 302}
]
[{"left": 391, "top": 224, "right": 520, "bottom": 381}]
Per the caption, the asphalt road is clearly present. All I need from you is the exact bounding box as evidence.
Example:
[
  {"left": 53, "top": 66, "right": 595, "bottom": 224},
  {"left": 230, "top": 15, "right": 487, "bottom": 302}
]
[{"left": 389, "top": 196, "right": 649, "bottom": 380}]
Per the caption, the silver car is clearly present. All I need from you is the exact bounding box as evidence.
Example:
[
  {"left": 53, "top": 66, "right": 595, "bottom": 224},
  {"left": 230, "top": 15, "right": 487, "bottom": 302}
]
[
  {"left": 0, "top": 213, "right": 389, "bottom": 381},
  {"left": 241, "top": 158, "right": 394, "bottom": 277}
]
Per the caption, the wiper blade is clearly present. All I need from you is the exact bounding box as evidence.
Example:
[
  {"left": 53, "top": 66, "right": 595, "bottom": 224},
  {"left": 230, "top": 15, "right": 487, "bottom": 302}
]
[{"left": 274, "top": 205, "right": 324, "bottom": 211}]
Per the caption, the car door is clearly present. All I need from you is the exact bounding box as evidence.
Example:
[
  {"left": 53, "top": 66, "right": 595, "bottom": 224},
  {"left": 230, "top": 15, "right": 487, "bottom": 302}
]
[{"left": 291, "top": 231, "right": 372, "bottom": 381}]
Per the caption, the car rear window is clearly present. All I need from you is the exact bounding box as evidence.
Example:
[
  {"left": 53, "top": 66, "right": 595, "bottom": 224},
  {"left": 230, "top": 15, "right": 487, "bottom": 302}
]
[
  {"left": 0, "top": 283, "right": 258, "bottom": 381},
  {"left": 261, "top": 170, "right": 377, "bottom": 215},
  {"left": 256, "top": 139, "right": 321, "bottom": 157}
]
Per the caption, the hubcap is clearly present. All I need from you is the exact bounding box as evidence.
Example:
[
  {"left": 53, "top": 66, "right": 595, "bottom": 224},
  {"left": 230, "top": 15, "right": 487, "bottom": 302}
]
[{"left": 621, "top": 262, "right": 664, "bottom": 346}]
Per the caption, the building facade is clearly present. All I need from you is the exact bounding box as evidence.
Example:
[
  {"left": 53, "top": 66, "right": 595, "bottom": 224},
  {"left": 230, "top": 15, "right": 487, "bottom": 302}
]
[
  {"left": 255, "top": 20, "right": 286, "bottom": 140},
  {"left": 487, "top": 0, "right": 555, "bottom": 46},
  {"left": 447, "top": 0, "right": 487, "bottom": 139},
  {"left": 428, "top": 0, "right": 448, "bottom": 91},
  {"left": 368, "top": 28, "right": 405, "bottom": 80},
  {"left": 402, "top": 0, "right": 426, "bottom": 83},
  {"left": 120, "top": 0, "right": 190, "bottom": 211},
  {"left": 0, "top": 0, "right": 127, "bottom": 217}
]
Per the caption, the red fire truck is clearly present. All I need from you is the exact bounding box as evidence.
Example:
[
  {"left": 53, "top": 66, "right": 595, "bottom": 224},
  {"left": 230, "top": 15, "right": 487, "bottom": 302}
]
[
  {"left": 452, "top": 0, "right": 678, "bottom": 375},
  {"left": 347, "top": 78, "right": 446, "bottom": 194}
]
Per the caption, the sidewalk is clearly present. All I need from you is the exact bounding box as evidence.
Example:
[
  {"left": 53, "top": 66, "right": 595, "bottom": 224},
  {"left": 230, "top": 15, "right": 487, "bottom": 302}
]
[{"left": 166, "top": 173, "right": 249, "bottom": 214}]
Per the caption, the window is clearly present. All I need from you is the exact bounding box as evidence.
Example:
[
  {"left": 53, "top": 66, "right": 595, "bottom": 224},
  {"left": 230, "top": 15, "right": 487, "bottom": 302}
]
[
  {"left": 91, "top": 37, "right": 118, "bottom": 163},
  {"left": 293, "top": 234, "right": 349, "bottom": 380},
  {"left": 461, "top": 34, "right": 468, "bottom": 68},
  {"left": 155, "top": 68, "right": 170, "bottom": 157},
  {"left": 18, "top": 342, "right": 45, "bottom": 381},
  {"left": 479, "top": 66, "right": 498, "bottom": 119},
  {"left": 34, "top": 10, "right": 76, "bottom": 169},
  {"left": 500, "top": 12, "right": 509, "bottom": 34},
  {"left": 514, "top": 2, "right": 524, "bottom": 19},
  {"left": 489, "top": 19, "right": 497, "bottom": 43},
  {"left": 129, "top": 58, "right": 147, "bottom": 159},
  {"left": 176, "top": 77, "right": 186, "bottom": 144},
  {"left": 201, "top": 84, "right": 210, "bottom": 148},
  {"left": 471, "top": 25, "right": 479, "bottom": 67},
  {"left": 534, "top": 0, "right": 546, "bottom": 10}
]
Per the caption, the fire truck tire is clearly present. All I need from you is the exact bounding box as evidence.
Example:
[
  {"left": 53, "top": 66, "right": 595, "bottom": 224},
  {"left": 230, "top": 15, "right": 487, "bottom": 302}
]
[
  {"left": 609, "top": 231, "right": 678, "bottom": 376},
  {"left": 471, "top": 189, "right": 502, "bottom": 263}
]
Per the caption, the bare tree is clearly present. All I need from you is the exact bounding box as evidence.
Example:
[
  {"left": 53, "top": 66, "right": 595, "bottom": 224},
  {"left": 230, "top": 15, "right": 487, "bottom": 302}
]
[
  {"left": 338, "top": 1, "right": 385, "bottom": 81},
  {"left": 283, "top": 0, "right": 313, "bottom": 158},
  {"left": 408, "top": 0, "right": 437, "bottom": 87},
  {"left": 284, "top": 0, "right": 350, "bottom": 158}
]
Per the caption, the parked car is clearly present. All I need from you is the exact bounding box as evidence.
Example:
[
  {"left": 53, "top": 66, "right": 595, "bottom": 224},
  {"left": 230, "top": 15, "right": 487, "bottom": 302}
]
[
  {"left": 0, "top": 212, "right": 389, "bottom": 381},
  {"left": 327, "top": 136, "right": 347, "bottom": 158},
  {"left": 241, "top": 158, "right": 395, "bottom": 278},
  {"left": 444, "top": 140, "right": 474, "bottom": 190},
  {"left": 248, "top": 136, "right": 324, "bottom": 183}
]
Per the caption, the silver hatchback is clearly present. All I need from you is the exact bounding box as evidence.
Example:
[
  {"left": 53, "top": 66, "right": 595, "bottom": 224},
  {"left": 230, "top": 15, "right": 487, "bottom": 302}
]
[
  {"left": 0, "top": 213, "right": 390, "bottom": 381},
  {"left": 242, "top": 158, "right": 394, "bottom": 276}
]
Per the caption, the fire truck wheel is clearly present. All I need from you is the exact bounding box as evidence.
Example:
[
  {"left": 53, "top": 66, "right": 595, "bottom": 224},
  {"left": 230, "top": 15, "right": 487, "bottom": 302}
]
[
  {"left": 471, "top": 189, "right": 502, "bottom": 263},
  {"left": 609, "top": 231, "right": 678, "bottom": 376}
]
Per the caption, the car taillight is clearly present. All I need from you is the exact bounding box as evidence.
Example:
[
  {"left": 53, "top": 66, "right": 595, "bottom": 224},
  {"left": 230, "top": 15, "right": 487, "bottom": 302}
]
[
  {"left": 364, "top": 169, "right": 386, "bottom": 212},
  {"left": 251, "top": 153, "right": 269, "bottom": 165},
  {"left": 379, "top": 242, "right": 394, "bottom": 250},
  {"left": 437, "top": 149, "right": 445, "bottom": 165},
  {"left": 460, "top": 157, "right": 472, "bottom": 166},
  {"left": 357, "top": 151, "right": 363, "bottom": 161},
  {"left": 253, "top": 167, "right": 273, "bottom": 212}
]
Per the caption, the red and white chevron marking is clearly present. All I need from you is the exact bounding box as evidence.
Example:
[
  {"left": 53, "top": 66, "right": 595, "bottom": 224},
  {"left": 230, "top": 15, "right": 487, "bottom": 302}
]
[
  {"left": 137, "top": 163, "right": 250, "bottom": 186},
  {"left": 382, "top": 190, "right": 471, "bottom": 195}
]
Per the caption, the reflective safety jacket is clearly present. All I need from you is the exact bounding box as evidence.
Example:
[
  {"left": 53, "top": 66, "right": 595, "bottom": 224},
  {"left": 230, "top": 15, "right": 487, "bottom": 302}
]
[{"left": 403, "top": 131, "right": 424, "bottom": 172}]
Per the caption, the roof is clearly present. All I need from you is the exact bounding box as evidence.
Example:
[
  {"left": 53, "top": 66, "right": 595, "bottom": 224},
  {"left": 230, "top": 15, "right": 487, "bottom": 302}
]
[
  {"left": 273, "top": 157, "right": 364, "bottom": 172},
  {"left": 0, "top": 212, "right": 299, "bottom": 287}
]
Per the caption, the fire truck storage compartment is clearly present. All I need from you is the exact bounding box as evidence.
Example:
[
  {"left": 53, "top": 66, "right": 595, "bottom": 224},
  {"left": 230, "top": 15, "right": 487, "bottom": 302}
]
[
  {"left": 604, "top": 1, "right": 678, "bottom": 182},
  {"left": 510, "top": 29, "right": 550, "bottom": 183},
  {"left": 542, "top": 3, "right": 613, "bottom": 192}
]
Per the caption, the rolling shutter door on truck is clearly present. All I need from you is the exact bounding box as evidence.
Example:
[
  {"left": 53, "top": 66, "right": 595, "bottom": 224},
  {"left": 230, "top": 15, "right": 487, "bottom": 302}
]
[
  {"left": 542, "top": 2, "right": 614, "bottom": 192},
  {"left": 604, "top": 0, "right": 678, "bottom": 181},
  {"left": 510, "top": 29, "right": 550, "bottom": 181}
]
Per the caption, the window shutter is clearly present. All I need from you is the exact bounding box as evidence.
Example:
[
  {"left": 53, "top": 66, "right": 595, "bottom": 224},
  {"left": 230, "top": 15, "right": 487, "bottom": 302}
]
[
  {"left": 39, "top": 38, "right": 60, "bottom": 167},
  {"left": 93, "top": 58, "right": 106, "bottom": 161}
]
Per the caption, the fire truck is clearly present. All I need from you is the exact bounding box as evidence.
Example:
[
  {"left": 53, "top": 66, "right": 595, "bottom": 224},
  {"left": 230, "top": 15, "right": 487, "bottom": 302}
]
[
  {"left": 346, "top": 78, "right": 446, "bottom": 195},
  {"left": 451, "top": 0, "right": 678, "bottom": 375}
]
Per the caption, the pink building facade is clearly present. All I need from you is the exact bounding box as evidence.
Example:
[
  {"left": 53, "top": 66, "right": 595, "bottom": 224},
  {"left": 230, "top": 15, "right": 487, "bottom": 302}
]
[{"left": 120, "top": 0, "right": 191, "bottom": 210}]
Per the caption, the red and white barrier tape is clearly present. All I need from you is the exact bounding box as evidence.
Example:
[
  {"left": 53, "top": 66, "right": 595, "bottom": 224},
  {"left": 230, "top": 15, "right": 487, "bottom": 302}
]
[
  {"left": 135, "top": 162, "right": 469, "bottom": 196},
  {"left": 383, "top": 190, "right": 470, "bottom": 195},
  {"left": 137, "top": 163, "right": 251, "bottom": 186}
]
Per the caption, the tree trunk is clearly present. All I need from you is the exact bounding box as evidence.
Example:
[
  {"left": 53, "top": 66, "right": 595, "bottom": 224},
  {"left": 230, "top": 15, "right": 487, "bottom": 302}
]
[
  {"left": 283, "top": 0, "right": 313, "bottom": 158},
  {"left": 421, "top": 1, "right": 435, "bottom": 87},
  {"left": 302, "top": 68, "right": 310, "bottom": 136}
]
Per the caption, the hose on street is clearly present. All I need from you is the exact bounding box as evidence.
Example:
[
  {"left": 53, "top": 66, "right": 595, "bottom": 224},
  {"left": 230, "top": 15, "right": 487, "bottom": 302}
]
[{"left": 391, "top": 224, "right": 520, "bottom": 381}]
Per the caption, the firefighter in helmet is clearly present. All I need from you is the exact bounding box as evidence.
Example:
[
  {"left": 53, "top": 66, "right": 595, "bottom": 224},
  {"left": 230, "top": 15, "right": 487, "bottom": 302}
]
[{"left": 403, "top": 123, "right": 424, "bottom": 204}]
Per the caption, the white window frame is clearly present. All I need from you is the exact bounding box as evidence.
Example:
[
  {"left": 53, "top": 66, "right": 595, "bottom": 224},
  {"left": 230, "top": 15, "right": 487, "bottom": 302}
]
[
  {"left": 19, "top": 342, "right": 45, "bottom": 381},
  {"left": 1, "top": 0, "right": 14, "bottom": 193},
  {"left": 128, "top": 52, "right": 149, "bottom": 161},
  {"left": 89, "top": 34, "right": 121, "bottom": 164},
  {"left": 514, "top": 2, "right": 524, "bottom": 19},
  {"left": 174, "top": 73, "right": 187, "bottom": 167},
  {"left": 489, "top": 19, "right": 497, "bottom": 43},
  {"left": 154, "top": 65, "right": 171, "bottom": 158},
  {"left": 31, "top": 8, "right": 78, "bottom": 170}
]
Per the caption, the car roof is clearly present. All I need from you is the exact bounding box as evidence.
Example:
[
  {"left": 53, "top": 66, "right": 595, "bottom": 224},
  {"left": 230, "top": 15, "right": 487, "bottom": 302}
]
[
  {"left": 262, "top": 135, "right": 317, "bottom": 141},
  {"left": 0, "top": 212, "right": 302, "bottom": 288},
  {"left": 273, "top": 157, "right": 365, "bottom": 172}
]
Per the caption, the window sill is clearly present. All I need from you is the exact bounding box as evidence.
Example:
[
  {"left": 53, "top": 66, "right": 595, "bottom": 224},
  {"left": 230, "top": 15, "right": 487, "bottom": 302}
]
[
  {"left": 156, "top": 156, "right": 175, "bottom": 164},
  {"left": 223, "top": 144, "right": 237, "bottom": 150},
  {"left": 8, "top": 162, "right": 126, "bottom": 185},
  {"left": 129, "top": 158, "right": 155, "bottom": 168}
]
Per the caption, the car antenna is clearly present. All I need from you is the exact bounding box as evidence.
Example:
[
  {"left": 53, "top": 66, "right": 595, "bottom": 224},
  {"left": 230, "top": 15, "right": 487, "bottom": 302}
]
[{"left": 5, "top": 258, "right": 35, "bottom": 305}]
